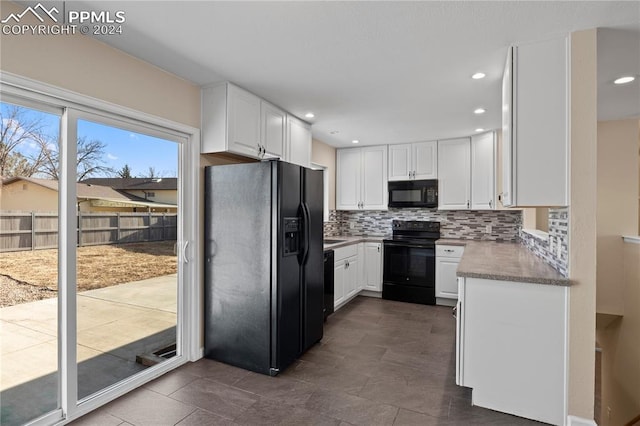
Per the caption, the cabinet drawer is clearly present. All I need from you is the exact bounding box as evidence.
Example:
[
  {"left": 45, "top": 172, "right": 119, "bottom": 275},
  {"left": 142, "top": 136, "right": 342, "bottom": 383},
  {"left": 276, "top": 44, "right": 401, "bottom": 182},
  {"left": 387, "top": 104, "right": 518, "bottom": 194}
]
[
  {"left": 436, "top": 245, "right": 465, "bottom": 258},
  {"left": 334, "top": 244, "right": 358, "bottom": 261}
]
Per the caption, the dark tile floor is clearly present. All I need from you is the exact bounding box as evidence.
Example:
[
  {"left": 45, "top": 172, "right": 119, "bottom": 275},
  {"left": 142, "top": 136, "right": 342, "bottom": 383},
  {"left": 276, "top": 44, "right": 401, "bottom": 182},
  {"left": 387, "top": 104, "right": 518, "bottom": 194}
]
[{"left": 71, "top": 296, "right": 544, "bottom": 425}]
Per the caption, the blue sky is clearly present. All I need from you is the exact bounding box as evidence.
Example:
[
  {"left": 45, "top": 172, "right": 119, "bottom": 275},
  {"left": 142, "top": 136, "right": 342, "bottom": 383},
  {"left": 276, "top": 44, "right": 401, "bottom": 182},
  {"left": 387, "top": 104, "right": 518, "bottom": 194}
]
[{"left": 2, "top": 102, "right": 178, "bottom": 178}]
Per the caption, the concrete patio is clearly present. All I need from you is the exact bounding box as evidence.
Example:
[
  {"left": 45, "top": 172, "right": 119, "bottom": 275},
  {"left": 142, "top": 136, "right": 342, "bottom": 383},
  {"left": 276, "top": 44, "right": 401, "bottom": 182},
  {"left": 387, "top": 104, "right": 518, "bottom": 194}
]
[{"left": 0, "top": 274, "right": 177, "bottom": 426}]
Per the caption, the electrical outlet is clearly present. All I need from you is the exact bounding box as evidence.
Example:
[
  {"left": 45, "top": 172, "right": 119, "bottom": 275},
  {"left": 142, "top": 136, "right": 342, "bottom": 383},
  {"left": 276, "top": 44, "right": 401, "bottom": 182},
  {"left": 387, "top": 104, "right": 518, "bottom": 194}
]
[
  {"left": 556, "top": 238, "right": 562, "bottom": 258},
  {"left": 485, "top": 225, "right": 492, "bottom": 234},
  {"left": 607, "top": 406, "right": 612, "bottom": 419},
  {"left": 349, "top": 222, "right": 355, "bottom": 229}
]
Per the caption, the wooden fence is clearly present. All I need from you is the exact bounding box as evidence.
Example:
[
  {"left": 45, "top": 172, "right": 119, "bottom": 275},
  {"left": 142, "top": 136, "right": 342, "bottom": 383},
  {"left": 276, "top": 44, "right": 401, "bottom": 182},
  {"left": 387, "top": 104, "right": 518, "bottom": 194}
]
[{"left": 0, "top": 212, "right": 177, "bottom": 252}]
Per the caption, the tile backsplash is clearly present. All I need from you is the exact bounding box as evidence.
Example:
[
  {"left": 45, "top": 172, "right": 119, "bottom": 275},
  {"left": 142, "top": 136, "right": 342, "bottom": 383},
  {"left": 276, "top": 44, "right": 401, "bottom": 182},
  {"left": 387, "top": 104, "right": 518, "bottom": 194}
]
[
  {"left": 519, "top": 208, "right": 569, "bottom": 277},
  {"left": 324, "top": 208, "right": 522, "bottom": 242}
]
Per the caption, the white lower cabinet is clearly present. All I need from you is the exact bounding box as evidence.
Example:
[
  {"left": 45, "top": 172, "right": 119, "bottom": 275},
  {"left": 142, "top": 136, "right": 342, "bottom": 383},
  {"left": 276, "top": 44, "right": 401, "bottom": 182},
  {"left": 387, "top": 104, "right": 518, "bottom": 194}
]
[
  {"left": 436, "top": 245, "right": 464, "bottom": 303},
  {"left": 332, "top": 241, "right": 383, "bottom": 311},
  {"left": 363, "top": 242, "right": 382, "bottom": 291},
  {"left": 457, "top": 277, "right": 568, "bottom": 425},
  {"left": 333, "top": 244, "right": 359, "bottom": 310}
]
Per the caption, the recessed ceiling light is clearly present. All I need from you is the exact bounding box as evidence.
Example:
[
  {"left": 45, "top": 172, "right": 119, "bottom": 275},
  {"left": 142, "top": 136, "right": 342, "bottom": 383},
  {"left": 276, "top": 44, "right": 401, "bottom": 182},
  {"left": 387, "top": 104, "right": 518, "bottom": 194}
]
[
  {"left": 474, "top": 108, "right": 486, "bottom": 114},
  {"left": 305, "top": 112, "right": 315, "bottom": 119},
  {"left": 475, "top": 128, "right": 485, "bottom": 132},
  {"left": 472, "top": 72, "right": 486, "bottom": 79},
  {"left": 614, "top": 76, "right": 635, "bottom": 85},
  {"left": 329, "top": 130, "right": 339, "bottom": 135},
  {"left": 352, "top": 140, "right": 360, "bottom": 144}
]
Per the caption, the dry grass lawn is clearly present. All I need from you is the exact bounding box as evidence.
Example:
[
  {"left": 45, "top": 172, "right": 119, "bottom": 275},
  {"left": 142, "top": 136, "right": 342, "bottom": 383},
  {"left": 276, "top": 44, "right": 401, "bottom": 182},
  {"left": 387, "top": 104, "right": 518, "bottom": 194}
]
[{"left": 0, "top": 241, "right": 177, "bottom": 294}]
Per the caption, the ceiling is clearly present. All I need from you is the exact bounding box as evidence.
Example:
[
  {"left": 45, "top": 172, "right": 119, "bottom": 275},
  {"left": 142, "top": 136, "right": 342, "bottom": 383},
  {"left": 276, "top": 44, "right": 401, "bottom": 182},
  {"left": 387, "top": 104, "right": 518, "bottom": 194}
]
[{"left": 20, "top": 1, "right": 640, "bottom": 147}]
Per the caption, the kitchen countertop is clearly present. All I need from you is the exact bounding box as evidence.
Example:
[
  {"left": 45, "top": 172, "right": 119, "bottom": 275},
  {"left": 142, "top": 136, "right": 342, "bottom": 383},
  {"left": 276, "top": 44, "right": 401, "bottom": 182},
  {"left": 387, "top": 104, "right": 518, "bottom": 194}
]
[
  {"left": 437, "top": 239, "right": 570, "bottom": 286},
  {"left": 323, "top": 235, "right": 387, "bottom": 250}
]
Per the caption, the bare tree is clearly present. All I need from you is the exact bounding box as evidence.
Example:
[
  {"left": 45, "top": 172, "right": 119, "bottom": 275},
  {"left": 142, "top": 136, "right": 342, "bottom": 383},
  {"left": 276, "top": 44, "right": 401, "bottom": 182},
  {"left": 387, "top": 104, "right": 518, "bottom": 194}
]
[
  {"left": 0, "top": 105, "right": 50, "bottom": 177},
  {"left": 117, "top": 164, "right": 133, "bottom": 178},
  {"left": 40, "top": 136, "right": 114, "bottom": 181},
  {"left": 143, "top": 166, "right": 157, "bottom": 179}
]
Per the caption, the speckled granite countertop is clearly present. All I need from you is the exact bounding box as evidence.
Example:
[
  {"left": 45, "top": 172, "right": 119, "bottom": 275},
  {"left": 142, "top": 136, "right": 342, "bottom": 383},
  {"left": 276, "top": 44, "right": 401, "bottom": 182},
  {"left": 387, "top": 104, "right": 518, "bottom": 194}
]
[
  {"left": 437, "top": 239, "right": 570, "bottom": 286},
  {"left": 323, "top": 235, "right": 387, "bottom": 250}
]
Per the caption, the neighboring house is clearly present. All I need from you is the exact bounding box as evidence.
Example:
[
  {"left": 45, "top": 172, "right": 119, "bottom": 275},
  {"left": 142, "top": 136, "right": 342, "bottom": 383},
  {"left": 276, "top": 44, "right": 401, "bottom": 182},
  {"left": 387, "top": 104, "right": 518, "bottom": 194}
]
[
  {"left": 0, "top": 177, "right": 177, "bottom": 213},
  {"left": 81, "top": 178, "right": 178, "bottom": 206}
]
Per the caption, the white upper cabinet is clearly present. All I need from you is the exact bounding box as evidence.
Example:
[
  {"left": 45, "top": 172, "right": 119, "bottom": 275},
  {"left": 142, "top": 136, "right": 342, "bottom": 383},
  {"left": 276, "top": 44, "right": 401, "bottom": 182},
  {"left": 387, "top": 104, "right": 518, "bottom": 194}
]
[
  {"left": 438, "top": 138, "right": 471, "bottom": 210},
  {"left": 361, "top": 147, "right": 388, "bottom": 209},
  {"left": 471, "top": 132, "right": 496, "bottom": 210},
  {"left": 413, "top": 141, "right": 438, "bottom": 180},
  {"left": 202, "top": 83, "right": 262, "bottom": 158},
  {"left": 502, "top": 36, "right": 568, "bottom": 207},
  {"left": 388, "top": 144, "right": 412, "bottom": 180},
  {"left": 286, "top": 115, "right": 311, "bottom": 168},
  {"left": 202, "top": 82, "right": 311, "bottom": 163},
  {"left": 337, "top": 146, "right": 388, "bottom": 210},
  {"left": 388, "top": 141, "right": 437, "bottom": 181},
  {"left": 261, "top": 102, "right": 285, "bottom": 158},
  {"left": 336, "top": 148, "right": 362, "bottom": 210}
]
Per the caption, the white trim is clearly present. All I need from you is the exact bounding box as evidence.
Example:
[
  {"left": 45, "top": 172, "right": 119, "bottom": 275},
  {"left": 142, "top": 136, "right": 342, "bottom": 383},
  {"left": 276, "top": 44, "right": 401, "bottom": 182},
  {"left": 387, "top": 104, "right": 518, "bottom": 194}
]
[
  {"left": 311, "top": 162, "right": 329, "bottom": 222},
  {"left": 622, "top": 235, "right": 640, "bottom": 244},
  {"left": 522, "top": 228, "right": 549, "bottom": 241},
  {"left": 0, "top": 71, "right": 197, "bottom": 137},
  {"left": 566, "top": 415, "right": 597, "bottom": 426},
  {"left": 60, "top": 107, "right": 79, "bottom": 420}
]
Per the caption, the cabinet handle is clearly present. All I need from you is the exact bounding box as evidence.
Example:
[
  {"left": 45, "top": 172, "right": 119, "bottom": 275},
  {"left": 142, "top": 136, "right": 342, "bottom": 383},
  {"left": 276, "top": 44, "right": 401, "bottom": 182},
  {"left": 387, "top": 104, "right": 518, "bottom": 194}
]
[
  {"left": 489, "top": 199, "right": 493, "bottom": 209},
  {"left": 445, "top": 249, "right": 454, "bottom": 253},
  {"left": 466, "top": 200, "right": 470, "bottom": 209},
  {"left": 377, "top": 245, "right": 380, "bottom": 253}
]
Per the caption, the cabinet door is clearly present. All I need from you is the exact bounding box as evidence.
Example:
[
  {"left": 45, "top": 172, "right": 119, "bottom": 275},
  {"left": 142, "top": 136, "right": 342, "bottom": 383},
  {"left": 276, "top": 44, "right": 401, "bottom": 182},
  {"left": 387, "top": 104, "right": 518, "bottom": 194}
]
[
  {"left": 514, "top": 37, "right": 568, "bottom": 206},
  {"left": 261, "top": 102, "right": 285, "bottom": 158},
  {"left": 436, "top": 257, "right": 460, "bottom": 299},
  {"left": 388, "top": 144, "right": 412, "bottom": 181},
  {"left": 364, "top": 243, "right": 382, "bottom": 291},
  {"left": 361, "top": 146, "right": 388, "bottom": 210},
  {"left": 345, "top": 256, "right": 359, "bottom": 298},
  {"left": 357, "top": 243, "right": 365, "bottom": 292},
  {"left": 336, "top": 148, "right": 362, "bottom": 210},
  {"left": 413, "top": 141, "right": 438, "bottom": 180},
  {"left": 287, "top": 115, "right": 311, "bottom": 167},
  {"left": 227, "top": 84, "right": 262, "bottom": 158},
  {"left": 501, "top": 47, "right": 514, "bottom": 207},
  {"left": 471, "top": 132, "right": 495, "bottom": 210},
  {"left": 334, "top": 261, "right": 346, "bottom": 308},
  {"left": 438, "top": 138, "right": 470, "bottom": 210}
]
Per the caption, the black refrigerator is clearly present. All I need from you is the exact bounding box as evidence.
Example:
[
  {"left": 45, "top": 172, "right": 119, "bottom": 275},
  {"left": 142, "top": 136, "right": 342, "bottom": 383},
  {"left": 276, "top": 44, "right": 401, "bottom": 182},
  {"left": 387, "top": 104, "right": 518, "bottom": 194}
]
[{"left": 204, "top": 160, "right": 324, "bottom": 376}]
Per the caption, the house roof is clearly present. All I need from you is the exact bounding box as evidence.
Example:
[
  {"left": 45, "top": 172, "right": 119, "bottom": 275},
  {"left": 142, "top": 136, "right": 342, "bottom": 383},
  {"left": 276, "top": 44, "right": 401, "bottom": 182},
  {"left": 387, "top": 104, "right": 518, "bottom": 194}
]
[
  {"left": 1, "top": 177, "right": 177, "bottom": 209},
  {"left": 81, "top": 177, "right": 177, "bottom": 191}
]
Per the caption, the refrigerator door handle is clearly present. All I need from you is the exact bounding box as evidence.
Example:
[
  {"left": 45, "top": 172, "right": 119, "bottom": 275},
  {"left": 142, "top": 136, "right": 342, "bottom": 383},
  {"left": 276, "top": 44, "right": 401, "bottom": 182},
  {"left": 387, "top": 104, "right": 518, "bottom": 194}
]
[{"left": 301, "top": 202, "right": 311, "bottom": 265}]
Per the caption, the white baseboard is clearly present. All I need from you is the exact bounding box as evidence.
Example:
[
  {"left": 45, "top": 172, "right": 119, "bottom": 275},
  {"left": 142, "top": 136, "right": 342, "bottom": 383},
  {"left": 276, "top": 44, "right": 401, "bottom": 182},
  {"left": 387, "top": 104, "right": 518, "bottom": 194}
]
[{"left": 567, "top": 415, "right": 597, "bottom": 426}]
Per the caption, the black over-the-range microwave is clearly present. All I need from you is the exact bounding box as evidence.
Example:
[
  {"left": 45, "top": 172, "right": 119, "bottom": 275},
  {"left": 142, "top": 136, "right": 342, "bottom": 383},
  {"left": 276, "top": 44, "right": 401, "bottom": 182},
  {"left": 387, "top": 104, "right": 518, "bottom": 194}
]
[{"left": 388, "top": 179, "right": 438, "bottom": 208}]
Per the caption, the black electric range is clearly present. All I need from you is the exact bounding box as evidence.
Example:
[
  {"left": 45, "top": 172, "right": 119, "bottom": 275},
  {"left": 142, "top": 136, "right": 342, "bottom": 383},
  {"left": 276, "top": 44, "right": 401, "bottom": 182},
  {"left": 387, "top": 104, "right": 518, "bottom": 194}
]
[{"left": 382, "top": 220, "right": 440, "bottom": 305}]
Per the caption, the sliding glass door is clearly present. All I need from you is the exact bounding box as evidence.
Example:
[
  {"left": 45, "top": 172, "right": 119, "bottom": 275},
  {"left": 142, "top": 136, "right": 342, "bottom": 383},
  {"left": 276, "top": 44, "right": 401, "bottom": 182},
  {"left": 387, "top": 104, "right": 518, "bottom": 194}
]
[
  {"left": 74, "top": 118, "right": 180, "bottom": 401},
  {"left": 0, "top": 87, "right": 196, "bottom": 425}
]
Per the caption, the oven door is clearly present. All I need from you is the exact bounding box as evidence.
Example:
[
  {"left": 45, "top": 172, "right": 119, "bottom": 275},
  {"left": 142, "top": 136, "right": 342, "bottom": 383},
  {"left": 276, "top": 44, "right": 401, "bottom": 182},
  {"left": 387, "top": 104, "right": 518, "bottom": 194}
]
[{"left": 383, "top": 241, "right": 436, "bottom": 287}]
